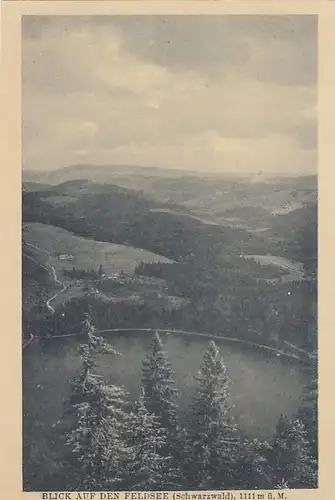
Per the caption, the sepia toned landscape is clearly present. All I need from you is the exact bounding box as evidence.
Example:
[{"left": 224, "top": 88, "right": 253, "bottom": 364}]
[{"left": 22, "top": 15, "right": 317, "bottom": 492}]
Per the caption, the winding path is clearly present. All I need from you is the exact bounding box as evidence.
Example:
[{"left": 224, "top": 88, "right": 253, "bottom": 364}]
[
  {"left": 22, "top": 333, "right": 35, "bottom": 349},
  {"left": 23, "top": 244, "right": 313, "bottom": 363},
  {"left": 45, "top": 278, "right": 67, "bottom": 314},
  {"left": 25, "top": 242, "right": 67, "bottom": 314},
  {"left": 23, "top": 243, "right": 68, "bottom": 346}
]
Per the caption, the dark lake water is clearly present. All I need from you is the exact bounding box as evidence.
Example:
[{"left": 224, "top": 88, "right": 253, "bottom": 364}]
[
  {"left": 23, "top": 330, "right": 307, "bottom": 447},
  {"left": 23, "top": 331, "right": 309, "bottom": 488}
]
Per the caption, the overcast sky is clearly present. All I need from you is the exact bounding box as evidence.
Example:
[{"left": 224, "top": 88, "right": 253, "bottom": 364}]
[{"left": 22, "top": 15, "right": 317, "bottom": 175}]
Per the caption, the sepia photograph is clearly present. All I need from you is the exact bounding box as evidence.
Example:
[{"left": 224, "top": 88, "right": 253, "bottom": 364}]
[{"left": 21, "top": 14, "right": 317, "bottom": 492}]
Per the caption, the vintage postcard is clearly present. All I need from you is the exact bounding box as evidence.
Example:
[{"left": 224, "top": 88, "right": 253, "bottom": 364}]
[{"left": 1, "top": 1, "right": 334, "bottom": 499}]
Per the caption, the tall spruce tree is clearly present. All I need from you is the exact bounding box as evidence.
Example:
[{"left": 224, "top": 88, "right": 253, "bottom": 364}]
[
  {"left": 64, "top": 311, "right": 128, "bottom": 490},
  {"left": 141, "top": 332, "right": 184, "bottom": 485},
  {"left": 141, "top": 331, "right": 178, "bottom": 430},
  {"left": 271, "top": 415, "right": 317, "bottom": 488},
  {"left": 123, "top": 389, "right": 178, "bottom": 490},
  {"left": 185, "top": 341, "right": 239, "bottom": 489}
]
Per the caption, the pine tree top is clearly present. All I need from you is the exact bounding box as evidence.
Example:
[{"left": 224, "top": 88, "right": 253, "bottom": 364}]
[
  {"left": 141, "top": 332, "right": 179, "bottom": 430},
  {"left": 142, "top": 332, "right": 177, "bottom": 388},
  {"left": 189, "top": 340, "right": 236, "bottom": 437}
]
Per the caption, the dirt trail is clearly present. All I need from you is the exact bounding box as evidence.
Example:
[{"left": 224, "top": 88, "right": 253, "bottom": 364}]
[
  {"left": 23, "top": 244, "right": 312, "bottom": 360},
  {"left": 23, "top": 243, "right": 68, "bottom": 346}
]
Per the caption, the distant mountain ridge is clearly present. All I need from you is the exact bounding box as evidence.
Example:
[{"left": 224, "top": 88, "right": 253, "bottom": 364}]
[
  {"left": 23, "top": 164, "right": 223, "bottom": 185},
  {"left": 23, "top": 163, "right": 316, "bottom": 186},
  {"left": 23, "top": 165, "right": 317, "bottom": 219},
  {"left": 22, "top": 179, "right": 264, "bottom": 262}
]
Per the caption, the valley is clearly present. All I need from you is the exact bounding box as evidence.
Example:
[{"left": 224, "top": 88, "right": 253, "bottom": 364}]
[
  {"left": 19, "top": 14, "right": 318, "bottom": 491},
  {"left": 22, "top": 166, "right": 317, "bottom": 491},
  {"left": 22, "top": 168, "right": 317, "bottom": 351}
]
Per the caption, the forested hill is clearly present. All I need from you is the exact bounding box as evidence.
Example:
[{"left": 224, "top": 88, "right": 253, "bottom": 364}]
[
  {"left": 22, "top": 181, "right": 264, "bottom": 262},
  {"left": 271, "top": 202, "right": 317, "bottom": 275}
]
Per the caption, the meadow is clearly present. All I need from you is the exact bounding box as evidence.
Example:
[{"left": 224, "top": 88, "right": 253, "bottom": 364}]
[{"left": 23, "top": 222, "right": 174, "bottom": 276}]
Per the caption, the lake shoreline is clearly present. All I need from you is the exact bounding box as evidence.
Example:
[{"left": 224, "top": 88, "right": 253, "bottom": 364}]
[{"left": 24, "top": 327, "right": 312, "bottom": 365}]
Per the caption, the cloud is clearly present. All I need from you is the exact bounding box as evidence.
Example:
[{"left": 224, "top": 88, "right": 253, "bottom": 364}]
[
  {"left": 22, "top": 15, "right": 317, "bottom": 174},
  {"left": 113, "top": 15, "right": 317, "bottom": 86}
]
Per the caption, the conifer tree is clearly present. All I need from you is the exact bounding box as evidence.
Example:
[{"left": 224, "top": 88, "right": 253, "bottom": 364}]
[
  {"left": 185, "top": 341, "right": 239, "bottom": 489},
  {"left": 141, "top": 332, "right": 184, "bottom": 485},
  {"left": 123, "top": 389, "right": 178, "bottom": 490},
  {"left": 141, "top": 331, "right": 178, "bottom": 430},
  {"left": 271, "top": 415, "right": 317, "bottom": 488},
  {"left": 235, "top": 438, "right": 274, "bottom": 489},
  {"left": 66, "top": 379, "right": 130, "bottom": 489},
  {"left": 64, "top": 311, "right": 128, "bottom": 490}
]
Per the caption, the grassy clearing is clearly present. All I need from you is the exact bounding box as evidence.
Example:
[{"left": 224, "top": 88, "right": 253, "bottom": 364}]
[
  {"left": 23, "top": 222, "right": 174, "bottom": 276},
  {"left": 243, "top": 254, "right": 302, "bottom": 269},
  {"left": 23, "top": 223, "right": 184, "bottom": 314},
  {"left": 241, "top": 254, "right": 305, "bottom": 284}
]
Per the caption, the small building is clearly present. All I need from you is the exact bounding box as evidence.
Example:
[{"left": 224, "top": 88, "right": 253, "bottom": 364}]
[{"left": 59, "top": 254, "right": 74, "bottom": 261}]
